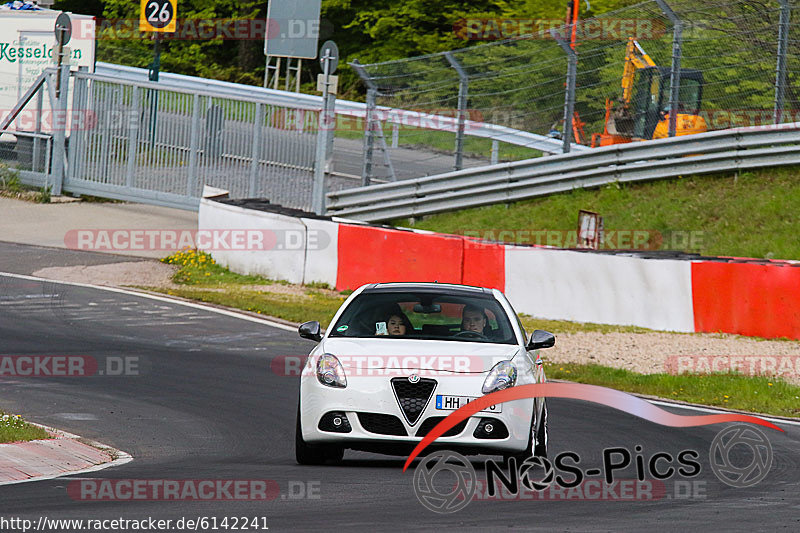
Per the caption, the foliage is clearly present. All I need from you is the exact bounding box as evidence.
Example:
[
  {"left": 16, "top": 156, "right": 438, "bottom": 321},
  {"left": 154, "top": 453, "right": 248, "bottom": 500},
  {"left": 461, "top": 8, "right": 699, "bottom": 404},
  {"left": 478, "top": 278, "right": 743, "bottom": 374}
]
[
  {"left": 0, "top": 163, "right": 22, "bottom": 191},
  {"left": 0, "top": 412, "right": 50, "bottom": 443}
]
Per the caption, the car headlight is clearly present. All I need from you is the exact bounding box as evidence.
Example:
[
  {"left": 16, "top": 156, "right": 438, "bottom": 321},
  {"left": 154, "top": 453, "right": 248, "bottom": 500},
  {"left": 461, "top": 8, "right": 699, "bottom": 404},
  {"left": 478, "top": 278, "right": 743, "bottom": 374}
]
[
  {"left": 482, "top": 360, "right": 517, "bottom": 394},
  {"left": 317, "top": 354, "right": 347, "bottom": 388}
]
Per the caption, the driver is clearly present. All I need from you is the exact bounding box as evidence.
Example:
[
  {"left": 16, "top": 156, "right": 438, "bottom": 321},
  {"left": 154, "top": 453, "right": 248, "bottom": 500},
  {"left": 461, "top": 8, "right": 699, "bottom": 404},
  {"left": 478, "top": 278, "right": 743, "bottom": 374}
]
[{"left": 460, "top": 305, "right": 491, "bottom": 336}]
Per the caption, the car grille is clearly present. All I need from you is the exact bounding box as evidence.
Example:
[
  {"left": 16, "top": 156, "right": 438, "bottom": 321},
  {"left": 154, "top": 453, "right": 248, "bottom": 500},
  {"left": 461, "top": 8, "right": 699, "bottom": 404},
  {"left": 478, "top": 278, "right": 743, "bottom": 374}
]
[
  {"left": 391, "top": 377, "right": 437, "bottom": 426},
  {"left": 356, "top": 413, "right": 407, "bottom": 436},
  {"left": 415, "top": 416, "right": 469, "bottom": 438}
]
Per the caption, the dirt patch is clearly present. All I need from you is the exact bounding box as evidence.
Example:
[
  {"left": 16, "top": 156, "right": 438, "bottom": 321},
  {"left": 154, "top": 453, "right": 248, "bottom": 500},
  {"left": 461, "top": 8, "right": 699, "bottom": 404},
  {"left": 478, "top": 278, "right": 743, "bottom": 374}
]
[
  {"left": 33, "top": 261, "right": 179, "bottom": 288},
  {"left": 546, "top": 331, "right": 800, "bottom": 384}
]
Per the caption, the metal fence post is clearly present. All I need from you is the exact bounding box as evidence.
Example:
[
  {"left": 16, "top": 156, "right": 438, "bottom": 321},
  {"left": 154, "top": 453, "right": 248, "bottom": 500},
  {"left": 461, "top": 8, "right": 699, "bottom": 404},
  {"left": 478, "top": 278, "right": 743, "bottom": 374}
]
[
  {"left": 125, "top": 85, "right": 140, "bottom": 189},
  {"left": 249, "top": 102, "right": 264, "bottom": 197},
  {"left": 350, "top": 60, "right": 378, "bottom": 186},
  {"left": 445, "top": 52, "right": 469, "bottom": 171},
  {"left": 774, "top": 0, "right": 791, "bottom": 124},
  {"left": 186, "top": 94, "right": 200, "bottom": 197},
  {"left": 655, "top": 0, "right": 682, "bottom": 138},
  {"left": 49, "top": 64, "right": 69, "bottom": 195},
  {"left": 551, "top": 30, "right": 577, "bottom": 153},
  {"left": 313, "top": 49, "right": 334, "bottom": 214}
]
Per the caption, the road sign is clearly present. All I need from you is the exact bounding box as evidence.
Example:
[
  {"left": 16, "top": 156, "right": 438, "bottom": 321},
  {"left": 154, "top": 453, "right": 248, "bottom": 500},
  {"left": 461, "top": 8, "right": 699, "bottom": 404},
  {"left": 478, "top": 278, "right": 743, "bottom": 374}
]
[
  {"left": 54, "top": 13, "right": 72, "bottom": 45},
  {"left": 317, "top": 74, "right": 338, "bottom": 94},
  {"left": 319, "top": 40, "right": 338, "bottom": 74},
  {"left": 140, "top": 0, "right": 177, "bottom": 33},
  {"left": 264, "top": 0, "right": 321, "bottom": 59}
]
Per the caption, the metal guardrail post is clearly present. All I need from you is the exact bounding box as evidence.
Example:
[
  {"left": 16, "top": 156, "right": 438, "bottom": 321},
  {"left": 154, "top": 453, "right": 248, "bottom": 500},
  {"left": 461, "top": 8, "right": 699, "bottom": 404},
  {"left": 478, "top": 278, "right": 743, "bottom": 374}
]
[
  {"left": 50, "top": 64, "right": 69, "bottom": 196},
  {"left": 774, "top": 0, "right": 791, "bottom": 125},
  {"left": 445, "top": 52, "right": 469, "bottom": 171},
  {"left": 350, "top": 60, "right": 378, "bottom": 186},
  {"left": 552, "top": 30, "right": 577, "bottom": 154},
  {"left": 655, "top": 0, "right": 682, "bottom": 138}
]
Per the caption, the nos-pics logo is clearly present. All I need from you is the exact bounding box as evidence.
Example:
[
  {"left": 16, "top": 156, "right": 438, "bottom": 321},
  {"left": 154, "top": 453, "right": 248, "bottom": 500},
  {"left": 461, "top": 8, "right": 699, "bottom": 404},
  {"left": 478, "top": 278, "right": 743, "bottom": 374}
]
[{"left": 412, "top": 424, "right": 773, "bottom": 513}]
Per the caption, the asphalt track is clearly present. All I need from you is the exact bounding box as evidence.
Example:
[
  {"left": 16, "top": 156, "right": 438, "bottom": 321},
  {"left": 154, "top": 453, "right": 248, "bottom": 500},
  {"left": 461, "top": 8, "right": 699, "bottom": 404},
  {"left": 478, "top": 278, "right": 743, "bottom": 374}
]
[{"left": 1, "top": 246, "right": 799, "bottom": 531}]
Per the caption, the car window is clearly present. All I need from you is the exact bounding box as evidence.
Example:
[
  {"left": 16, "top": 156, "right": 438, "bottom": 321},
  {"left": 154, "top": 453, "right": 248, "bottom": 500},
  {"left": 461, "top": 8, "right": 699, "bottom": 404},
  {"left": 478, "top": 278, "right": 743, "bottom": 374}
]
[{"left": 329, "top": 291, "right": 517, "bottom": 345}]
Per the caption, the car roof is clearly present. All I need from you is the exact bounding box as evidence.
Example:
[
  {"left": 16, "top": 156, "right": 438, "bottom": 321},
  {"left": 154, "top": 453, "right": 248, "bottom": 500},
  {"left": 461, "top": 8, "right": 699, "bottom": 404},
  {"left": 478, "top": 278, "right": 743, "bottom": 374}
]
[{"left": 362, "top": 282, "right": 495, "bottom": 297}]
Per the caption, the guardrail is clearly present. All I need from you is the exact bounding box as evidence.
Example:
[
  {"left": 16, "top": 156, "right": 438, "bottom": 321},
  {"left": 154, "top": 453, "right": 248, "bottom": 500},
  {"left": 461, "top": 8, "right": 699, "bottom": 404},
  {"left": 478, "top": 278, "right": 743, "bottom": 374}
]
[{"left": 325, "top": 124, "right": 800, "bottom": 222}]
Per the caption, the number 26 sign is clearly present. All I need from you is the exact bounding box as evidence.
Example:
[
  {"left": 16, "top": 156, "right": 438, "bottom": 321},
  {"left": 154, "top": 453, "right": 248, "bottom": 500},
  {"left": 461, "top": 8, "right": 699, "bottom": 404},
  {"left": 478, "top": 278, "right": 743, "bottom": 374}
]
[{"left": 140, "top": 0, "right": 177, "bottom": 33}]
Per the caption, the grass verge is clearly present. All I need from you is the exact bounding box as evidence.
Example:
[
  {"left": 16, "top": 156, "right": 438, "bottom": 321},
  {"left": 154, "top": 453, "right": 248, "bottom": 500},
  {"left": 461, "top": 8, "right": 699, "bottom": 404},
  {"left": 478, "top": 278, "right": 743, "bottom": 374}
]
[
  {"left": 399, "top": 165, "right": 800, "bottom": 260},
  {"left": 0, "top": 412, "right": 50, "bottom": 443},
  {"left": 147, "top": 250, "right": 800, "bottom": 418},
  {"left": 0, "top": 163, "right": 51, "bottom": 203},
  {"left": 547, "top": 363, "right": 800, "bottom": 418}
]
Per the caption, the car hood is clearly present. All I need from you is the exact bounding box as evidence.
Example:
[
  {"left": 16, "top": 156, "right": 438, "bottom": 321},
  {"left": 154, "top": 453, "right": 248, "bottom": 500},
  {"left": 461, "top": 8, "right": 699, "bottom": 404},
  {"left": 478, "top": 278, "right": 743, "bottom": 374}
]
[{"left": 317, "top": 337, "right": 522, "bottom": 374}]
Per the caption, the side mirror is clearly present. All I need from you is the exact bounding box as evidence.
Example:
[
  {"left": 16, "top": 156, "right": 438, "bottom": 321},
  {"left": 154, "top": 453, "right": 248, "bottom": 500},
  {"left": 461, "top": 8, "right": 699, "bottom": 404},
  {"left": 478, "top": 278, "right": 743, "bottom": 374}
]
[
  {"left": 527, "top": 329, "right": 555, "bottom": 350},
  {"left": 298, "top": 321, "right": 322, "bottom": 342}
]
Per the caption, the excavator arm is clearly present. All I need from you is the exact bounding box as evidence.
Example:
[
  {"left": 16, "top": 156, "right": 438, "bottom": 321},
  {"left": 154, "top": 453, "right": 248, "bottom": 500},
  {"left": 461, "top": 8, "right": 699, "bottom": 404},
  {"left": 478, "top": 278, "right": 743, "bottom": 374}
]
[{"left": 620, "top": 38, "right": 656, "bottom": 103}]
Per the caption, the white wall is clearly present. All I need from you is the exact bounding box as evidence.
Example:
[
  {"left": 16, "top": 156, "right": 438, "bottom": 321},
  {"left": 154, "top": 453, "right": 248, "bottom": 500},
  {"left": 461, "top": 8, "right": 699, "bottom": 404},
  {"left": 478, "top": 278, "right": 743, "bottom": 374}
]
[{"left": 504, "top": 246, "right": 695, "bottom": 332}]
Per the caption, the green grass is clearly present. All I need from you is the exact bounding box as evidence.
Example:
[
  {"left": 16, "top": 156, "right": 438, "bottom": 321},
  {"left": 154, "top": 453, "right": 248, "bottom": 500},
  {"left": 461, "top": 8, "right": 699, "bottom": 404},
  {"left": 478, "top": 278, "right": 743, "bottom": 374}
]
[
  {"left": 0, "top": 412, "right": 50, "bottom": 443},
  {"left": 547, "top": 363, "right": 800, "bottom": 418},
  {"left": 153, "top": 250, "right": 347, "bottom": 326},
  {"left": 334, "top": 123, "right": 542, "bottom": 162},
  {"left": 521, "top": 316, "right": 656, "bottom": 335},
  {"left": 159, "top": 287, "right": 345, "bottom": 327},
  {"left": 0, "top": 163, "right": 51, "bottom": 203},
  {"left": 160, "top": 249, "right": 292, "bottom": 286},
  {"left": 401, "top": 166, "right": 800, "bottom": 260}
]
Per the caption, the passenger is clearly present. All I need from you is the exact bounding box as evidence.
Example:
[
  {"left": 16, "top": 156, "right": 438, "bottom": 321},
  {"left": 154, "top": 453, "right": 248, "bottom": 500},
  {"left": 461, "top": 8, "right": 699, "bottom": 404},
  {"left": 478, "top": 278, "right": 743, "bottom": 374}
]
[
  {"left": 376, "top": 305, "right": 413, "bottom": 336},
  {"left": 386, "top": 313, "right": 412, "bottom": 336},
  {"left": 461, "top": 304, "right": 492, "bottom": 336}
]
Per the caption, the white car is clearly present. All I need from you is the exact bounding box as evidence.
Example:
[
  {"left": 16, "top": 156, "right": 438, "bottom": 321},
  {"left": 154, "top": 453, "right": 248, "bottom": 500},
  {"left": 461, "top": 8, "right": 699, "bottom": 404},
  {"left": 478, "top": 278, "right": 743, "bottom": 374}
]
[{"left": 295, "top": 282, "right": 554, "bottom": 465}]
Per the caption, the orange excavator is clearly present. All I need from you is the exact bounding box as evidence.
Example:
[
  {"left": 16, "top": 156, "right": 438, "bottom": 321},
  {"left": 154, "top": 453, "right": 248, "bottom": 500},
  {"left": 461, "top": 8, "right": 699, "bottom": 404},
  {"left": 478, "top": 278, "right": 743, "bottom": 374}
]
[{"left": 565, "top": 2, "right": 708, "bottom": 147}]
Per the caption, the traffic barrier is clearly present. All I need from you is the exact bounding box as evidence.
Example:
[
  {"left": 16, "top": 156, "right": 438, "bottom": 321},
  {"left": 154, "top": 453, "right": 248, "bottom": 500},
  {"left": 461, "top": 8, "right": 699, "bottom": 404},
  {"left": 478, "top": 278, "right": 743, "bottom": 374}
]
[
  {"left": 691, "top": 261, "right": 800, "bottom": 340},
  {"left": 504, "top": 246, "right": 695, "bottom": 332}
]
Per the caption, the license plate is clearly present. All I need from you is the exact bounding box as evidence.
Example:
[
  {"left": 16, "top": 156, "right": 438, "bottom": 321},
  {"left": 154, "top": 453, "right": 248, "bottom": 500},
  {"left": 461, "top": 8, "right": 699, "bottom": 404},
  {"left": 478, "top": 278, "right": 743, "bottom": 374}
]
[{"left": 435, "top": 395, "right": 502, "bottom": 413}]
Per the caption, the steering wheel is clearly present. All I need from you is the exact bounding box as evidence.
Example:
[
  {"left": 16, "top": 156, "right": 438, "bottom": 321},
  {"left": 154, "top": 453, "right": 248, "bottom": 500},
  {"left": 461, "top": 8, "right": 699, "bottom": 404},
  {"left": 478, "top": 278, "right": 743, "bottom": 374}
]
[{"left": 453, "top": 330, "right": 488, "bottom": 340}]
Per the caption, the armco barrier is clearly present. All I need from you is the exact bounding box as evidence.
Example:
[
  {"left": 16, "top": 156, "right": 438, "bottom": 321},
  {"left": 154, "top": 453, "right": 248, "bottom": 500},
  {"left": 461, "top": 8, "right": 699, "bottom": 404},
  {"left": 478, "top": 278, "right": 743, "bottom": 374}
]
[
  {"left": 326, "top": 124, "right": 800, "bottom": 222},
  {"left": 198, "top": 196, "right": 800, "bottom": 340}
]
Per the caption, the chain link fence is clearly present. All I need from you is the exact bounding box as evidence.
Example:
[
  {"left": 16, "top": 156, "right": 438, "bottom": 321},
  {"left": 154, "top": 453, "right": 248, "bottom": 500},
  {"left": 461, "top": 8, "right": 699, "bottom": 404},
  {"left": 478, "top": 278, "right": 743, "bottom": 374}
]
[{"left": 350, "top": 0, "right": 796, "bottom": 183}]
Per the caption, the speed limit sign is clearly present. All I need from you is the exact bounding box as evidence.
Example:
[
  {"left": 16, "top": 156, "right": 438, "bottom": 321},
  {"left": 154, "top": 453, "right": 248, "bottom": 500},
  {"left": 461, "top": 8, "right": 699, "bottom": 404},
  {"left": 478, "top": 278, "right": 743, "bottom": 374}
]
[{"left": 140, "top": 0, "right": 177, "bottom": 33}]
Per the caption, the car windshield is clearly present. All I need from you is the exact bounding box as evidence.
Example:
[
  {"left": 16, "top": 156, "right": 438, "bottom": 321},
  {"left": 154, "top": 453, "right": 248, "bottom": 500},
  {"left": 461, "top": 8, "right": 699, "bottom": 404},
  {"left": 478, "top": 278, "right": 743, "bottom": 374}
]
[{"left": 328, "top": 290, "right": 517, "bottom": 344}]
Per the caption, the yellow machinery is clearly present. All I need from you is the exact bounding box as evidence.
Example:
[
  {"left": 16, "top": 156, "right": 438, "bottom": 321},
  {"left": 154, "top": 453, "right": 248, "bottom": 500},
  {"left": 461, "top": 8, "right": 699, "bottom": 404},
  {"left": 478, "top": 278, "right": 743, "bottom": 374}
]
[{"left": 576, "top": 38, "right": 708, "bottom": 147}]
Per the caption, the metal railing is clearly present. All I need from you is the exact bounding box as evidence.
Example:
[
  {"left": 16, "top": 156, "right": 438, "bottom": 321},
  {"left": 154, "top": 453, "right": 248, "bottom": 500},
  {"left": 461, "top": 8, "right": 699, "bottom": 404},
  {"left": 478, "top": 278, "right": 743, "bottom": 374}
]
[{"left": 326, "top": 123, "right": 800, "bottom": 222}]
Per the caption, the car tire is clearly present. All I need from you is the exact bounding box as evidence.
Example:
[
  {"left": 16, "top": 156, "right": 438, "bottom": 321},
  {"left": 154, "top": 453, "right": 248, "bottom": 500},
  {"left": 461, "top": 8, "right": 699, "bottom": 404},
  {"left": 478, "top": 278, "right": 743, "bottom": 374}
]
[
  {"left": 295, "top": 401, "right": 344, "bottom": 465},
  {"left": 504, "top": 400, "right": 548, "bottom": 465},
  {"left": 533, "top": 400, "right": 548, "bottom": 459}
]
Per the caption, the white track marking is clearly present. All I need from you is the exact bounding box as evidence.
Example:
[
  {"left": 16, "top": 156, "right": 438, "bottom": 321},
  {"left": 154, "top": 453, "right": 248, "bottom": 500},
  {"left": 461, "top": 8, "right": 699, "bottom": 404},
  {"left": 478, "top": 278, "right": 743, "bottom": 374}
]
[{"left": 0, "top": 271, "right": 297, "bottom": 332}]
